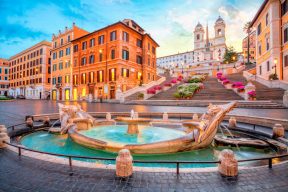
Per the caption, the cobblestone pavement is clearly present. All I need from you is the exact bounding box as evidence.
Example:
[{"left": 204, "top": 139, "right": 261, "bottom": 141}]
[
  {"left": 0, "top": 100, "right": 288, "bottom": 127},
  {"left": 0, "top": 149, "right": 288, "bottom": 192}
]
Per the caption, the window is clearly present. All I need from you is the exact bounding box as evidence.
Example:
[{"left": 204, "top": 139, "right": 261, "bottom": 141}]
[
  {"left": 267, "top": 61, "right": 270, "bottom": 71},
  {"left": 152, "top": 47, "right": 156, "bottom": 54},
  {"left": 66, "top": 47, "right": 70, "bottom": 55},
  {"left": 284, "top": 28, "right": 288, "bottom": 43},
  {"left": 217, "top": 29, "right": 222, "bottom": 36},
  {"left": 137, "top": 72, "right": 142, "bottom": 80},
  {"left": 73, "top": 75, "right": 78, "bottom": 85},
  {"left": 81, "top": 57, "right": 87, "bottom": 65},
  {"left": 53, "top": 64, "right": 57, "bottom": 71},
  {"left": 122, "top": 50, "right": 129, "bottom": 60},
  {"left": 53, "top": 52, "right": 57, "bottom": 60},
  {"left": 67, "top": 35, "right": 71, "bottom": 42},
  {"left": 54, "top": 42, "right": 57, "bottom": 48},
  {"left": 97, "top": 70, "right": 104, "bottom": 82},
  {"left": 136, "top": 39, "right": 142, "bottom": 48},
  {"left": 81, "top": 73, "right": 86, "bottom": 84},
  {"left": 148, "top": 73, "right": 150, "bottom": 80},
  {"left": 59, "top": 62, "right": 63, "bottom": 70},
  {"left": 52, "top": 77, "right": 56, "bottom": 85},
  {"left": 197, "top": 34, "right": 200, "bottom": 40},
  {"left": 82, "top": 41, "right": 87, "bottom": 50},
  {"left": 136, "top": 55, "right": 142, "bottom": 64},
  {"left": 89, "top": 72, "right": 94, "bottom": 83},
  {"left": 40, "top": 48, "right": 43, "bottom": 55},
  {"left": 258, "top": 44, "right": 262, "bottom": 55},
  {"left": 266, "top": 13, "right": 269, "bottom": 26},
  {"left": 89, "top": 55, "right": 95, "bottom": 64},
  {"left": 121, "top": 68, "right": 129, "bottom": 77},
  {"left": 98, "top": 35, "right": 105, "bottom": 45},
  {"left": 266, "top": 36, "right": 270, "bottom": 50},
  {"left": 65, "top": 75, "right": 70, "bottom": 83},
  {"left": 57, "top": 76, "right": 62, "bottom": 84},
  {"left": 74, "top": 45, "right": 78, "bottom": 52},
  {"left": 257, "top": 23, "right": 262, "bottom": 35},
  {"left": 90, "top": 38, "right": 95, "bottom": 47},
  {"left": 110, "top": 31, "right": 117, "bottom": 41},
  {"left": 111, "top": 50, "right": 115, "bottom": 59},
  {"left": 122, "top": 32, "right": 129, "bottom": 42},
  {"left": 148, "top": 57, "right": 150, "bottom": 66},
  {"left": 59, "top": 50, "right": 64, "bottom": 58},
  {"left": 60, "top": 38, "right": 63, "bottom": 45},
  {"left": 109, "top": 68, "right": 116, "bottom": 81},
  {"left": 282, "top": 0, "right": 288, "bottom": 16},
  {"left": 5, "top": 69, "right": 8, "bottom": 74},
  {"left": 65, "top": 61, "right": 70, "bottom": 68},
  {"left": 148, "top": 43, "right": 150, "bottom": 50},
  {"left": 284, "top": 55, "right": 288, "bottom": 67},
  {"left": 259, "top": 65, "right": 262, "bottom": 75},
  {"left": 99, "top": 53, "right": 103, "bottom": 62}
]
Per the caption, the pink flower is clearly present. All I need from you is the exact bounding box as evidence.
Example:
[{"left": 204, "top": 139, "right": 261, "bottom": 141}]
[{"left": 171, "top": 79, "right": 177, "bottom": 84}]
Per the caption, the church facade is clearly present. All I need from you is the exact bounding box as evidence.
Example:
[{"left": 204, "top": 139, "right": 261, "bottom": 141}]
[{"left": 157, "top": 16, "right": 227, "bottom": 69}]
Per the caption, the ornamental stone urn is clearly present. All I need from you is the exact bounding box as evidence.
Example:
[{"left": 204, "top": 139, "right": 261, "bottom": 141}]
[
  {"left": 218, "top": 149, "right": 238, "bottom": 177},
  {"left": 0, "top": 125, "right": 9, "bottom": 148},
  {"left": 116, "top": 149, "right": 133, "bottom": 178},
  {"left": 272, "top": 124, "right": 285, "bottom": 138},
  {"left": 228, "top": 117, "right": 237, "bottom": 128},
  {"left": 283, "top": 90, "right": 288, "bottom": 107},
  {"left": 43, "top": 116, "right": 50, "bottom": 126},
  {"left": 163, "top": 112, "right": 169, "bottom": 121},
  {"left": 106, "top": 112, "right": 112, "bottom": 121},
  {"left": 26, "top": 117, "right": 34, "bottom": 128},
  {"left": 192, "top": 114, "right": 199, "bottom": 121},
  {"left": 244, "top": 82, "right": 256, "bottom": 100}
]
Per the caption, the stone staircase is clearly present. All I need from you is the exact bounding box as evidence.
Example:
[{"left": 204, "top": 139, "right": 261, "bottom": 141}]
[
  {"left": 191, "top": 77, "right": 243, "bottom": 100},
  {"left": 148, "top": 80, "right": 183, "bottom": 100},
  {"left": 226, "top": 73, "right": 285, "bottom": 101}
]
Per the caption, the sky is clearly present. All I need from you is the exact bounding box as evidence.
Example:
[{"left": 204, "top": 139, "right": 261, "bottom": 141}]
[{"left": 0, "top": 0, "right": 263, "bottom": 59}]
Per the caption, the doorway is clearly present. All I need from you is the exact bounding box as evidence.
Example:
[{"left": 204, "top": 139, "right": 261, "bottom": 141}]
[
  {"left": 52, "top": 90, "right": 57, "bottom": 100},
  {"left": 65, "top": 89, "right": 70, "bottom": 101},
  {"left": 110, "top": 86, "right": 115, "bottom": 99}
]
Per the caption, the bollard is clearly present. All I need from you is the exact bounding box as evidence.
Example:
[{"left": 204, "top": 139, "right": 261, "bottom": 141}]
[
  {"left": 218, "top": 149, "right": 238, "bottom": 177},
  {"left": 163, "top": 112, "right": 169, "bottom": 121},
  {"left": 116, "top": 149, "right": 133, "bottom": 178},
  {"left": 228, "top": 117, "right": 237, "bottom": 128},
  {"left": 272, "top": 124, "right": 285, "bottom": 138}
]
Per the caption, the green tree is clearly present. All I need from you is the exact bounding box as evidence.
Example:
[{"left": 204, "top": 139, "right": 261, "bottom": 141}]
[{"left": 223, "top": 46, "right": 238, "bottom": 64}]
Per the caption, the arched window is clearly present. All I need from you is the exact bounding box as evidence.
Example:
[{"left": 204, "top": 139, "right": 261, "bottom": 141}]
[
  {"left": 197, "top": 34, "right": 200, "bottom": 40},
  {"left": 217, "top": 29, "right": 222, "bottom": 36}
]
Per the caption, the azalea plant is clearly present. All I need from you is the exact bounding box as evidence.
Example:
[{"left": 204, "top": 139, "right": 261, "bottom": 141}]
[{"left": 248, "top": 90, "right": 256, "bottom": 99}]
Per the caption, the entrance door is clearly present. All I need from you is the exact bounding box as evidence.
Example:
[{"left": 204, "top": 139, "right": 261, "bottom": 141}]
[
  {"left": 39, "top": 92, "right": 42, "bottom": 99},
  {"left": 52, "top": 90, "right": 57, "bottom": 100},
  {"left": 110, "top": 86, "right": 115, "bottom": 99},
  {"left": 59, "top": 88, "right": 62, "bottom": 100},
  {"left": 65, "top": 89, "right": 70, "bottom": 101}
]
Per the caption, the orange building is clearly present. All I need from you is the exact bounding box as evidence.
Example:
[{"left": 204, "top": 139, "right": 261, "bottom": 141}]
[
  {"left": 250, "top": 0, "right": 288, "bottom": 82},
  {"left": 71, "top": 19, "right": 159, "bottom": 100},
  {"left": 50, "top": 23, "right": 88, "bottom": 101},
  {"left": 242, "top": 30, "right": 256, "bottom": 63},
  {"left": 0, "top": 58, "right": 9, "bottom": 96},
  {"left": 8, "top": 41, "right": 51, "bottom": 99}
]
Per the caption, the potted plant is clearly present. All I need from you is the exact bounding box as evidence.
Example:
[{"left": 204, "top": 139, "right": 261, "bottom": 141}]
[
  {"left": 269, "top": 73, "right": 278, "bottom": 80},
  {"left": 247, "top": 90, "right": 256, "bottom": 100},
  {"left": 137, "top": 93, "right": 144, "bottom": 100}
]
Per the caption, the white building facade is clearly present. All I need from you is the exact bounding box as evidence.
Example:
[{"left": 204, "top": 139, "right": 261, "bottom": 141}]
[{"left": 157, "top": 16, "right": 227, "bottom": 69}]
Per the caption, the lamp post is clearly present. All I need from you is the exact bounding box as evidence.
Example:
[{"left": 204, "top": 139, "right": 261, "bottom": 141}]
[{"left": 273, "top": 58, "right": 278, "bottom": 75}]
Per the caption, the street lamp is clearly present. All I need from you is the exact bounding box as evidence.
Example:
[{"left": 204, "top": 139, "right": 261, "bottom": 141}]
[{"left": 273, "top": 58, "right": 278, "bottom": 75}]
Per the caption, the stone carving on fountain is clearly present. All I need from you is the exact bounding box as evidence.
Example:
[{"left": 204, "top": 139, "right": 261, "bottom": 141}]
[
  {"left": 49, "top": 103, "right": 115, "bottom": 134},
  {"left": 68, "top": 101, "right": 237, "bottom": 154}
]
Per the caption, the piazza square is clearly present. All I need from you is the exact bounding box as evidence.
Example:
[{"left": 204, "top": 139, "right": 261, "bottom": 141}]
[{"left": 0, "top": 0, "right": 288, "bottom": 191}]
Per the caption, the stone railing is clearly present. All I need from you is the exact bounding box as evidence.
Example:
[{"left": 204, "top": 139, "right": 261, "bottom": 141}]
[
  {"left": 119, "top": 76, "right": 166, "bottom": 102},
  {"left": 255, "top": 76, "right": 288, "bottom": 90}
]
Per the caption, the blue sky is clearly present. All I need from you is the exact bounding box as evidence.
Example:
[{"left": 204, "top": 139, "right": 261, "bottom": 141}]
[{"left": 0, "top": 0, "right": 263, "bottom": 59}]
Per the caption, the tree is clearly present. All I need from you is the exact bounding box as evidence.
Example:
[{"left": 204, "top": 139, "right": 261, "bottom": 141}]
[
  {"left": 223, "top": 46, "right": 238, "bottom": 64},
  {"left": 243, "top": 21, "right": 252, "bottom": 64}
]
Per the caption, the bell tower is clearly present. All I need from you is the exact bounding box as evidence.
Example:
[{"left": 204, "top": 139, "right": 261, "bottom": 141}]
[{"left": 194, "top": 22, "right": 205, "bottom": 50}]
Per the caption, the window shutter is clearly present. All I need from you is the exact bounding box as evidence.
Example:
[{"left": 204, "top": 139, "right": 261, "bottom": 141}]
[{"left": 127, "top": 69, "right": 129, "bottom": 77}]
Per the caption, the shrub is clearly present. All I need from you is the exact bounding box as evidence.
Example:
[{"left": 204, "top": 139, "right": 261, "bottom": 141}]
[
  {"left": 154, "top": 85, "right": 162, "bottom": 90},
  {"left": 220, "top": 77, "right": 227, "bottom": 81},
  {"left": 222, "top": 80, "right": 230, "bottom": 85},
  {"left": 147, "top": 88, "right": 156, "bottom": 94},
  {"left": 237, "top": 86, "right": 245, "bottom": 92},
  {"left": 164, "top": 83, "right": 172, "bottom": 87},
  {"left": 137, "top": 93, "right": 144, "bottom": 99},
  {"left": 232, "top": 82, "right": 244, "bottom": 88},
  {"left": 171, "top": 79, "right": 177, "bottom": 84},
  {"left": 248, "top": 90, "right": 256, "bottom": 98}
]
